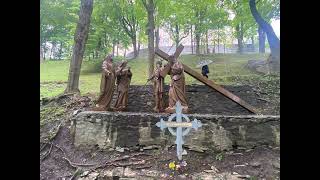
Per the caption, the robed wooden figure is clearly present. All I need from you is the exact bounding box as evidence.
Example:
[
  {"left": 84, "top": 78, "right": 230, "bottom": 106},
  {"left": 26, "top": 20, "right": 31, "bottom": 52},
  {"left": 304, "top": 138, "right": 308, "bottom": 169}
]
[
  {"left": 93, "top": 54, "right": 116, "bottom": 111},
  {"left": 150, "top": 60, "right": 165, "bottom": 112},
  {"left": 160, "top": 55, "right": 188, "bottom": 113},
  {"left": 114, "top": 60, "right": 132, "bottom": 111}
]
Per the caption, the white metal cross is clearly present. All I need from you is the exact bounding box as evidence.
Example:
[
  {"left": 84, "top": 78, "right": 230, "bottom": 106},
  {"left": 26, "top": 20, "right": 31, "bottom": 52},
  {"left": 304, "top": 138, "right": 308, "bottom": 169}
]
[{"left": 156, "top": 101, "right": 202, "bottom": 160}]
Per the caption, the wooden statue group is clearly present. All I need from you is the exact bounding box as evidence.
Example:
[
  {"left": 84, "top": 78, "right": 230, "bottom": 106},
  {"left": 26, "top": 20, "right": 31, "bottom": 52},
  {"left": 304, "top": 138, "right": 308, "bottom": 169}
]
[
  {"left": 93, "top": 54, "right": 132, "bottom": 112},
  {"left": 93, "top": 54, "right": 188, "bottom": 113}
]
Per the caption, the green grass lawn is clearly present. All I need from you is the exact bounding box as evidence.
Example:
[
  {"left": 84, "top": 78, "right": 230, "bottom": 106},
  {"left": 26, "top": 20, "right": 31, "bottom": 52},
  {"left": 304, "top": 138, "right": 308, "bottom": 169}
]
[{"left": 40, "top": 53, "right": 268, "bottom": 99}]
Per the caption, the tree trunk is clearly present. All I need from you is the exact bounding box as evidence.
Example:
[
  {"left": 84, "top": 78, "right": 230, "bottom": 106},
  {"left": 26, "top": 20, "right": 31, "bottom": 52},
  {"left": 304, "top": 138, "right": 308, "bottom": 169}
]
[
  {"left": 195, "top": 9, "right": 200, "bottom": 55},
  {"left": 155, "top": 26, "right": 160, "bottom": 50},
  {"left": 251, "top": 36, "right": 255, "bottom": 51},
  {"left": 191, "top": 25, "right": 193, "bottom": 54},
  {"left": 224, "top": 43, "right": 226, "bottom": 54},
  {"left": 206, "top": 30, "right": 209, "bottom": 54},
  {"left": 65, "top": 0, "right": 93, "bottom": 94},
  {"left": 195, "top": 25, "right": 200, "bottom": 55},
  {"left": 116, "top": 42, "right": 119, "bottom": 56},
  {"left": 50, "top": 42, "right": 55, "bottom": 60},
  {"left": 43, "top": 47, "right": 46, "bottom": 60},
  {"left": 132, "top": 36, "right": 138, "bottom": 58},
  {"left": 96, "top": 40, "right": 101, "bottom": 58},
  {"left": 138, "top": 40, "right": 141, "bottom": 53},
  {"left": 68, "top": 47, "right": 72, "bottom": 58},
  {"left": 112, "top": 40, "right": 115, "bottom": 57},
  {"left": 249, "top": 0, "right": 279, "bottom": 60},
  {"left": 58, "top": 42, "right": 63, "bottom": 60},
  {"left": 145, "top": 0, "right": 155, "bottom": 79},
  {"left": 217, "top": 31, "right": 220, "bottom": 53},
  {"left": 40, "top": 46, "right": 43, "bottom": 63},
  {"left": 236, "top": 23, "right": 243, "bottom": 54},
  {"left": 104, "top": 32, "right": 108, "bottom": 50},
  {"left": 175, "top": 23, "right": 180, "bottom": 48},
  {"left": 258, "top": 25, "right": 266, "bottom": 53}
]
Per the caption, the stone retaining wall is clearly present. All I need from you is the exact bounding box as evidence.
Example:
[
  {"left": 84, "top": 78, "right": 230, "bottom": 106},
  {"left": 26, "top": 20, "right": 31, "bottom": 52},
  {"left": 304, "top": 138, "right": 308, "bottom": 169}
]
[
  {"left": 104, "top": 85, "right": 272, "bottom": 115},
  {"left": 72, "top": 111, "right": 279, "bottom": 151}
]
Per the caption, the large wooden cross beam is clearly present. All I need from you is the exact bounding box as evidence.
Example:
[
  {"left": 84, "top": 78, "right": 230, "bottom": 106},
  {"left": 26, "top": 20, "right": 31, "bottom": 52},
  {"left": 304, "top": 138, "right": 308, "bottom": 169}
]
[{"left": 155, "top": 44, "right": 258, "bottom": 114}]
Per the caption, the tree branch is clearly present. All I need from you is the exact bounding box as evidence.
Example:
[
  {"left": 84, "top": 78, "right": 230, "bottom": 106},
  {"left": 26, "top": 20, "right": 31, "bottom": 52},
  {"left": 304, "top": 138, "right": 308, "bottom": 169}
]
[
  {"left": 179, "top": 32, "right": 190, "bottom": 42},
  {"left": 120, "top": 17, "right": 134, "bottom": 38}
]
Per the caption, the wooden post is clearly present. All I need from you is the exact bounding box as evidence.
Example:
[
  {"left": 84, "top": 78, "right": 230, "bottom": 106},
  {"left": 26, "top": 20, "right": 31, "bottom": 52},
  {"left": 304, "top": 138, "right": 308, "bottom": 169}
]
[{"left": 155, "top": 45, "right": 257, "bottom": 114}]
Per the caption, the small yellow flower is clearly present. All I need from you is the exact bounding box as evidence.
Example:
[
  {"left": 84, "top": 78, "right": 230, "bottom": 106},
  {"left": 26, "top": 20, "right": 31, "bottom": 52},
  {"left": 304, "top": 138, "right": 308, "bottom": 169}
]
[{"left": 169, "top": 161, "right": 176, "bottom": 170}]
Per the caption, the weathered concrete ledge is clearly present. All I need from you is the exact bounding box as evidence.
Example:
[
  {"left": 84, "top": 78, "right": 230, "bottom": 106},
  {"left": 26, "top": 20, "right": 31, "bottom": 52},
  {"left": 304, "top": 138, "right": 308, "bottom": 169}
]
[{"left": 72, "top": 111, "right": 280, "bottom": 151}]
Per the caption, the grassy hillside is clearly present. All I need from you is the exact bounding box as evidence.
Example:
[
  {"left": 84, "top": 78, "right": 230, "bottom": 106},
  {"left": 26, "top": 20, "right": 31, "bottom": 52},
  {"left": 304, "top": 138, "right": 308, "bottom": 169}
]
[{"left": 40, "top": 53, "right": 268, "bottom": 99}]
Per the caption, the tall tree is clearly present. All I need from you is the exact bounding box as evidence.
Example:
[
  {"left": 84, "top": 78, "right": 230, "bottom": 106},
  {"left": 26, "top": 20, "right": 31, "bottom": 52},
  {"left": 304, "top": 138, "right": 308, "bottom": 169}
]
[
  {"left": 190, "top": 0, "right": 228, "bottom": 55},
  {"left": 226, "top": 0, "right": 255, "bottom": 54},
  {"left": 235, "top": 22, "right": 244, "bottom": 53},
  {"left": 162, "top": 0, "right": 192, "bottom": 48},
  {"left": 249, "top": 0, "right": 279, "bottom": 61},
  {"left": 141, "top": 0, "right": 155, "bottom": 78},
  {"left": 85, "top": 0, "right": 130, "bottom": 60},
  {"left": 114, "top": 0, "right": 143, "bottom": 58},
  {"left": 40, "top": 0, "right": 79, "bottom": 61},
  {"left": 255, "top": 0, "right": 280, "bottom": 53},
  {"left": 65, "top": 0, "right": 94, "bottom": 93},
  {"left": 194, "top": 8, "right": 205, "bottom": 55}
]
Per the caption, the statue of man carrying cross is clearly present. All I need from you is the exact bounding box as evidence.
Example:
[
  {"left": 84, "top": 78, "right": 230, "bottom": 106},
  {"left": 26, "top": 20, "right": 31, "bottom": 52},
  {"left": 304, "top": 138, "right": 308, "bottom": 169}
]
[
  {"left": 155, "top": 44, "right": 258, "bottom": 114},
  {"left": 159, "top": 54, "right": 189, "bottom": 113}
]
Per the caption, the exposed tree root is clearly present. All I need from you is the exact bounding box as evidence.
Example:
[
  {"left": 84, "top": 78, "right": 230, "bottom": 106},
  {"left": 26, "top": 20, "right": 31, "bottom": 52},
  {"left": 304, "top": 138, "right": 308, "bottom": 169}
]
[
  {"left": 40, "top": 143, "right": 53, "bottom": 162},
  {"left": 40, "top": 122, "right": 63, "bottom": 153}
]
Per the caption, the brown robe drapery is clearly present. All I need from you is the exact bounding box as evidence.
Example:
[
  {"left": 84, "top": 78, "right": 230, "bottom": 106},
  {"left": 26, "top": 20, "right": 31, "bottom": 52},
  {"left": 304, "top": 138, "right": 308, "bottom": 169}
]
[
  {"left": 95, "top": 57, "right": 115, "bottom": 110},
  {"left": 160, "top": 57, "right": 188, "bottom": 113},
  {"left": 152, "top": 67, "right": 165, "bottom": 112},
  {"left": 114, "top": 63, "right": 132, "bottom": 111}
]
